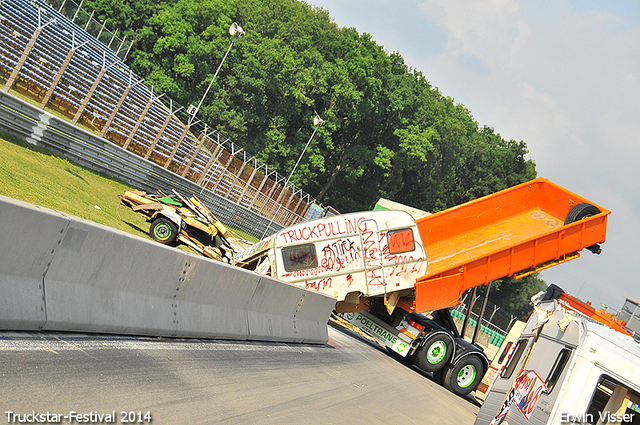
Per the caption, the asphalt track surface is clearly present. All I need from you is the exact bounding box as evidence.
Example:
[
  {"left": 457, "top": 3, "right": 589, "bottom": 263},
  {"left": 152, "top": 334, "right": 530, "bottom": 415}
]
[{"left": 0, "top": 323, "right": 480, "bottom": 425}]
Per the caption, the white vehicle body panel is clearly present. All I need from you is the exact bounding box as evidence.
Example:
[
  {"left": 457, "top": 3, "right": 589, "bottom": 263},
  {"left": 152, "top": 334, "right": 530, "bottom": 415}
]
[
  {"left": 475, "top": 300, "right": 640, "bottom": 425},
  {"left": 235, "top": 210, "right": 427, "bottom": 302}
]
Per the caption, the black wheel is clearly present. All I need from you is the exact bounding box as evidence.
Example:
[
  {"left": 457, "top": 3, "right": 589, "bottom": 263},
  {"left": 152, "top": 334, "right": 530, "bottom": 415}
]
[
  {"left": 415, "top": 334, "right": 453, "bottom": 372},
  {"left": 150, "top": 217, "right": 179, "bottom": 245},
  {"left": 442, "top": 356, "right": 484, "bottom": 396},
  {"left": 564, "top": 203, "right": 603, "bottom": 254},
  {"left": 564, "top": 202, "right": 601, "bottom": 225}
]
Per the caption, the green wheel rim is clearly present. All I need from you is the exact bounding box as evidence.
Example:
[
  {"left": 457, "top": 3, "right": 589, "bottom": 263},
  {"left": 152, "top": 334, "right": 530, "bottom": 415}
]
[
  {"left": 457, "top": 364, "right": 477, "bottom": 388},
  {"left": 154, "top": 223, "right": 173, "bottom": 241},
  {"left": 427, "top": 340, "right": 447, "bottom": 364}
]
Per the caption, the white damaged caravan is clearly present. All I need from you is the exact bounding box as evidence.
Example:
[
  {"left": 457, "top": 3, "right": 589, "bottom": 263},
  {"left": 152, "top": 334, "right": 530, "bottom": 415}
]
[{"left": 235, "top": 210, "right": 427, "bottom": 311}]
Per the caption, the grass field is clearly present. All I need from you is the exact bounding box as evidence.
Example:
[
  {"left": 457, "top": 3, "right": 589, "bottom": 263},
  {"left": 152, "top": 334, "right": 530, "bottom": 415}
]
[{"left": 0, "top": 131, "right": 257, "bottom": 249}]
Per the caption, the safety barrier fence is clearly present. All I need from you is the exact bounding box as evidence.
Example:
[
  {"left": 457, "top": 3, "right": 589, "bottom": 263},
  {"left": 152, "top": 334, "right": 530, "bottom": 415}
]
[
  {"left": 0, "top": 0, "right": 321, "bottom": 238},
  {"left": 0, "top": 195, "right": 336, "bottom": 343},
  {"left": 450, "top": 308, "right": 507, "bottom": 348},
  {"left": 0, "top": 90, "right": 291, "bottom": 237}
]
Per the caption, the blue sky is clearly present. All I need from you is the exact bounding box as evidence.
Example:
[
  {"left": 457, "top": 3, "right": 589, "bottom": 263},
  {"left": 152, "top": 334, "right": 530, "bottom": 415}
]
[{"left": 309, "top": 0, "right": 640, "bottom": 313}]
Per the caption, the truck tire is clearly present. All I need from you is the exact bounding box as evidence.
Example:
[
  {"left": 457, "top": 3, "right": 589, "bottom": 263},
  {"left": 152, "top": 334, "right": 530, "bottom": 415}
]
[
  {"left": 563, "top": 203, "right": 603, "bottom": 254},
  {"left": 564, "top": 202, "right": 600, "bottom": 225},
  {"left": 442, "top": 356, "right": 484, "bottom": 396},
  {"left": 150, "top": 217, "right": 179, "bottom": 245},
  {"left": 415, "top": 334, "right": 453, "bottom": 373}
]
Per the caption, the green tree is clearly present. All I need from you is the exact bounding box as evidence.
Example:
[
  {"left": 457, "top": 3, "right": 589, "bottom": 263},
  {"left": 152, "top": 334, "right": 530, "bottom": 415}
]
[
  {"left": 87, "top": 0, "right": 537, "bottom": 213},
  {"left": 475, "top": 274, "right": 548, "bottom": 320},
  {"left": 79, "top": 0, "right": 543, "bottom": 313}
]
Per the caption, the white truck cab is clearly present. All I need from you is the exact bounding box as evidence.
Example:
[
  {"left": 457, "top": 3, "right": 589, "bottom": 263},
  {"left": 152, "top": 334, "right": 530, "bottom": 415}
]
[
  {"left": 235, "top": 210, "right": 427, "bottom": 311},
  {"left": 476, "top": 293, "right": 640, "bottom": 425}
]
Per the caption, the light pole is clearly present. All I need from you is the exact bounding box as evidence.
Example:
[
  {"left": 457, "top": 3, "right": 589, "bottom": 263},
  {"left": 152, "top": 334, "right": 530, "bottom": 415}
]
[
  {"left": 260, "top": 114, "right": 325, "bottom": 239},
  {"left": 187, "top": 22, "right": 245, "bottom": 126}
]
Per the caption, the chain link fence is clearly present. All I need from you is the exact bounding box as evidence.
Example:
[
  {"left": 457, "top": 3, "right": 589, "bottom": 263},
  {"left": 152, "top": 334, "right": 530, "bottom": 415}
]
[{"left": 450, "top": 292, "right": 523, "bottom": 349}]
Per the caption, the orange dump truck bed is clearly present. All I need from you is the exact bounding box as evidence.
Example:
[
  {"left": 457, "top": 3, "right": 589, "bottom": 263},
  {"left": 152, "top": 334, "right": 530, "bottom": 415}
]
[{"left": 409, "top": 178, "right": 610, "bottom": 313}]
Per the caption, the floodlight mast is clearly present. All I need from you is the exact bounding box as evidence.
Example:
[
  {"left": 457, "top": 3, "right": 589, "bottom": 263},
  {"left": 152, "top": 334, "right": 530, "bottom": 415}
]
[
  {"left": 188, "top": 23, "right": 245, "bottom": 126},
  {"left": 260, "top": 115, "right": 325, "bottom": 239}
]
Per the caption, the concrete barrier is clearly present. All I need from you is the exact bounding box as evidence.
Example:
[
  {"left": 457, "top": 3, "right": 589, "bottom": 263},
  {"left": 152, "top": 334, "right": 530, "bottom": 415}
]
[
  {"left": 0, "top": 195, "right": 335, "bottom": 343},
  {"left": 0, "top": 199, "right": 66, "bottom": 330}
]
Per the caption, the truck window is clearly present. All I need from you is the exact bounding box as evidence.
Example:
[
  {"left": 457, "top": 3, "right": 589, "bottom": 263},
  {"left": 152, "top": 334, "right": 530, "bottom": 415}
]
[
  {"left": 585, "top": 376, "right": 640, "bottom": 424},
  {"left": 622, "top": 301, "right": 636, "bottom": 313},
  {"left": 501, "top": 339, "right": 528, "bottom": 379},
  {"left": 281, "top": 244, "right": 318, "bottom": 272},
  {"left": 497, "top": 342, "right": 514, "bottom": 364},
  {"left": 544, "top": 348, "right": 572, "bottom": 394},
  {"left": 387, "top": 228, "right": 415, "bottom": 254}
]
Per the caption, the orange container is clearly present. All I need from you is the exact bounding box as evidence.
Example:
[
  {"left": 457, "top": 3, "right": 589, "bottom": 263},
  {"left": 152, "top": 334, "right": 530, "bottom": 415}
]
[{"left": 409, "top": 178, "right": 610, "bottom": 313}]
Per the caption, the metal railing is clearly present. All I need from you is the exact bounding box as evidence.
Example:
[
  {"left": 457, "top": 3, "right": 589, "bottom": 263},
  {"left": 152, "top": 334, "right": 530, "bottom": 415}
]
[
  {"left": 51, "top": 0, "right": 133, "bottom": 61},
  {"left": 0, "top": 89, "right": 286, "bottom": 237},
  {"left": 454, "top": 307, "right": 506, "bottom": 334}
]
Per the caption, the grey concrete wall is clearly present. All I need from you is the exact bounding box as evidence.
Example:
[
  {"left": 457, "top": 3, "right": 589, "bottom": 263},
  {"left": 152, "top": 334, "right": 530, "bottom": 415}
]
[{"left": 0, "top": 195, "right": 335, "bottom": 343}]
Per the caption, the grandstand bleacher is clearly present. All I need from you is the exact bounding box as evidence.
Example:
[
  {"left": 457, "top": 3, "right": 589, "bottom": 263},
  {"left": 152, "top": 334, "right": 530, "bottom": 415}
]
[{"left": 0, "top": 0, "right": 319, "bottom": 235}]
